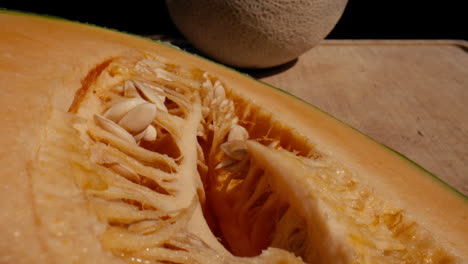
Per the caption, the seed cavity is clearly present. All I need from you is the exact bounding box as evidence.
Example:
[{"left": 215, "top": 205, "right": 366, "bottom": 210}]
[{"left": 76, "top": 58, "right": 455, "bottom": 264}]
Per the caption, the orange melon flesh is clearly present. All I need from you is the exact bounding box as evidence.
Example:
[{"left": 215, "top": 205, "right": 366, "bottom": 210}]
[{"left": 0, "top": 10, "right": 467, "bottom": 264}]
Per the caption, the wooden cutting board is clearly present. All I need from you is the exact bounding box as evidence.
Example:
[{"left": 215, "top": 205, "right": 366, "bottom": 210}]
[{"left": 257, "top": 40, "right": 468, "bottom": 195}]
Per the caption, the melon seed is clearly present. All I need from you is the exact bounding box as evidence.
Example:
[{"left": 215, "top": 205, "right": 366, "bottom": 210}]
[
  {"left": 118, "top": 103, "right": 157, "bottom": 135},
  {"left": 143, "top": 125, "right": 158, "bottom": 141},
  {"left": 228, "top": 125, "right": 249, "bottom": 142},
  {"left": 104, "top": 98, "right": 146, "bottom": 122},
  {"left": 133, "top": 80, "right": 168, "bottom": 112},
  {"left": 93, "top": 114, "right": 136, "bottom": 144},
  {"left": 124, "top": 80, "right": 141, "bottom": 98},
  {"left": 221, "top": 140, "right": 248, "bottom": 160}
]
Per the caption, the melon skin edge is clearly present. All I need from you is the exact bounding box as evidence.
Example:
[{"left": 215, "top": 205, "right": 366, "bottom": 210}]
[{"left": 0, "top": 9, "right": 467, "bottom": 263}]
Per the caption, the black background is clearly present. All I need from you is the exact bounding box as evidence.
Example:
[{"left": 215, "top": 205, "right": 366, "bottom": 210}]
[{"left": 1, "top": 0, "right": 466, "bottom": 40}]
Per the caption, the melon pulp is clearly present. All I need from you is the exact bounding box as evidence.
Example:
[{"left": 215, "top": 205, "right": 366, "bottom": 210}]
[{"left": 0, "top": 11, "right": 467, "bottom": 264}]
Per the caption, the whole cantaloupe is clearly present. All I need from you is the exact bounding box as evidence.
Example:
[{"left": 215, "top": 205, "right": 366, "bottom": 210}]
[{"left": 166, "top": 0, "right": 348, "bottom": 68}]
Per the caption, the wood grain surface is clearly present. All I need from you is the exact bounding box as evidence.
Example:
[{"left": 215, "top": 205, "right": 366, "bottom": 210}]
[{"left": 257, "top": 40, "right": 468, "bottom": 195}]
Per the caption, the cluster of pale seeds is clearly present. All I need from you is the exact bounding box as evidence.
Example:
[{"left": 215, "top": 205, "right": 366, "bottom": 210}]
[
  {"left": 198, "top": 72, "right": 251, "bottom": 169},
  {"left": 93, "top": 80, "right": 167, "bottom": 145},
  {"left": 217, "top": 125, "right": 249, "bottom": 169}
]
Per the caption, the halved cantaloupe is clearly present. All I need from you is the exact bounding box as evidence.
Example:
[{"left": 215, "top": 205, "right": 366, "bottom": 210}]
[{"left": 0, "top": 11, "right": 467, "bottom": 264}]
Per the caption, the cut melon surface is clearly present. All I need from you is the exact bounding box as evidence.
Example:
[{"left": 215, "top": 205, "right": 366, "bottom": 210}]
[{"left": 0, "top": 10, "right": 467, "bottom": 264}]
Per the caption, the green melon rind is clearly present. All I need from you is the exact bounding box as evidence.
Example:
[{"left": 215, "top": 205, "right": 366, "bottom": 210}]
[{"left": 1, "top": 8, "right": 466, "bottom": 201}]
